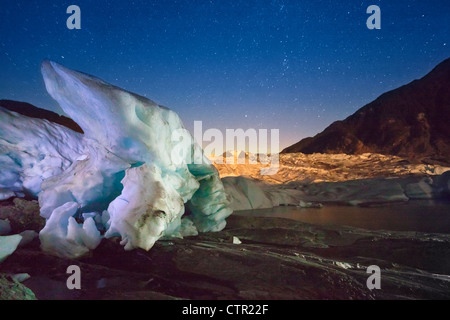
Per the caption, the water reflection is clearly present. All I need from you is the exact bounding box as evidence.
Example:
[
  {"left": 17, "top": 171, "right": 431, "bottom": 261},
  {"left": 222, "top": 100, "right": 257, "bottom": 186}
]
[{"left": 236, "top": 200, "right": 450, "bottom": 234}]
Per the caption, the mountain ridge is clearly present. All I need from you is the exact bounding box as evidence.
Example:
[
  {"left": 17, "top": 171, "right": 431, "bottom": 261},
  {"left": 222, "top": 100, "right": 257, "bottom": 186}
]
[
  {"left": 282, "top": 58, "right": 450, "bottom": 164},
  {"left": 0, "top": 99, "right": 83, "bottom": 133}
]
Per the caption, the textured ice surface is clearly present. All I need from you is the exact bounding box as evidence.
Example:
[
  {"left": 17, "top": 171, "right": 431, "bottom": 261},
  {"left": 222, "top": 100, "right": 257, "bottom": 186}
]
[
  {"left": 0, "top": 107, "right": 84, "bottom": 200},
  {"left": 0, "top": 61, "right": 232, "bottom": 258},
  {"left": 0, "top": 235, "right": 22, "bottom": 263},
  {"left": 105, "top": 164, "right": 185, "bottom": 251}
]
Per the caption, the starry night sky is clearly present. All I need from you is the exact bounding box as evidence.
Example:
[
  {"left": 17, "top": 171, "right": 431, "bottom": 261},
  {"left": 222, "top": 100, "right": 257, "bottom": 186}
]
[{"left": 1, "top": 0, "right": 449, "bottom": 150}]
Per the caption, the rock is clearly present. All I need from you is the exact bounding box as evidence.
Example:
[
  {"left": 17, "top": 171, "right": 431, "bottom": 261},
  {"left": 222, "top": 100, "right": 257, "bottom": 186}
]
[
  {"left": 0, "top": 199, "right": 44, "bottom": 233},
  {"left": 18, "top": 230, "right": 38, "bottom": 247},
  {"left": 1, "top": 215, "right": 449, "bottom": 300},
  {"left": 0, "top": 274, "right": 37, "bottom": 300}
]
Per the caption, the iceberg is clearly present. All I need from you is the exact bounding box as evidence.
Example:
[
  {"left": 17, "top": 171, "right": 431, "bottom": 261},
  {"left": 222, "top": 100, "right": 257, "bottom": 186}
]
[
  {"left": 0, "top": 61, "right": 232, "bottom": 258},
  {"left": 0, "top": 235, "right": 22, "bottom": 263}
]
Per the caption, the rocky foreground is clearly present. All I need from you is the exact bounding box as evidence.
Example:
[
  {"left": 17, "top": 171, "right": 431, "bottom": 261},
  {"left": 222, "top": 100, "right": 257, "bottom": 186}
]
[{"left": 1, "top": 199, "right": 449, "bottom": 300}]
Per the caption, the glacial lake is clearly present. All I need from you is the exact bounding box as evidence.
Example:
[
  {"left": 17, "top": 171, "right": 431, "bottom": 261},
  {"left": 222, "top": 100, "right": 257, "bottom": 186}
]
[{"left": 236, "top": 200, "right": 450, "bottom": 234}]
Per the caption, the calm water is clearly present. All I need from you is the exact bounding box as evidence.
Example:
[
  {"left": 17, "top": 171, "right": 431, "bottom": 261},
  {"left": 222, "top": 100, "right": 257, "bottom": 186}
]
[{"left": 236, "top": 200, "right": 450, "bottom": 234}]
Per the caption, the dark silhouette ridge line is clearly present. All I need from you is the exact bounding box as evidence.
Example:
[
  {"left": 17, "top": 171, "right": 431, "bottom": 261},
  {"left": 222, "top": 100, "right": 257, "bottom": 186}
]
[
  {"left": 0, "top": 99, "right": 83, "bottom": 134},
  {"left": 282, "top": 58, "right": 450, "bottom": 165}
]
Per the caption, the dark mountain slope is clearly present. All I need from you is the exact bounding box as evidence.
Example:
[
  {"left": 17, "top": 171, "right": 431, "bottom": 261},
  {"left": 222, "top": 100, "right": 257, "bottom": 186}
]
[
  {"left": 0, "top": 100, "right": 83, "bottom": 133},
  {"left": 282, "top": 58, "right": 450, "bottom": 164}
]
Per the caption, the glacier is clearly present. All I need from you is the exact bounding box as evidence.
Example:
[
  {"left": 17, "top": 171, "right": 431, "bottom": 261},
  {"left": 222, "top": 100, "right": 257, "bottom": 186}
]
[
  {"left": 216, "top": 152, "right": 450, "bottom": 210},
  {"left": 222, "top": 173, "right": 450, "bottom": 211},
  {"left": 0, "top": 60, "right": 232, "bottom": 258},
  {"left": 0, "top": 235, "right": 22, "bottom": 263}
]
